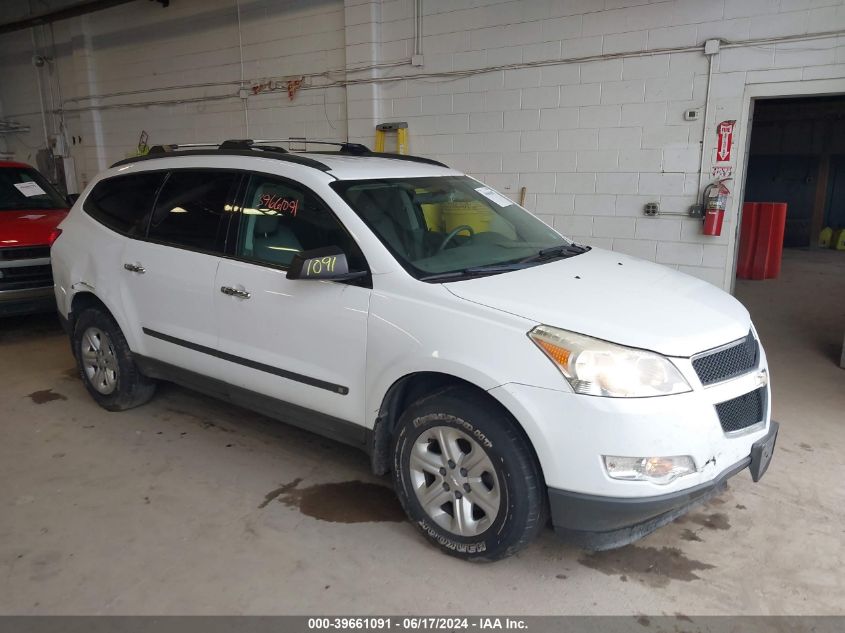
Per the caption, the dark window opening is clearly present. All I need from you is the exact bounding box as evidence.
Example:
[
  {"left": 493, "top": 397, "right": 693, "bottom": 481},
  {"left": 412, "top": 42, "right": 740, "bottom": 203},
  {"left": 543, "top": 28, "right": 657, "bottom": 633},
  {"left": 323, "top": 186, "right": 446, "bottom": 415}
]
[
  {"left": 148, "top": 170, "right": 240, "bottom": 254},
  {"left": 83, "top": 172, "right": 166, "bottom": 235},
  {"left": 744, "top": 95, "right": 845, "bottom": 248}
]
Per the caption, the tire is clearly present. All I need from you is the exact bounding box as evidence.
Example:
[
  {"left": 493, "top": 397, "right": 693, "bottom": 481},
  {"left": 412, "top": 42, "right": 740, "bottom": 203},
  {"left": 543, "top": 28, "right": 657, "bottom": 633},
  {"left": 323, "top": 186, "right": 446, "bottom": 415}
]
[
  {"left": 72, "top": 307, "right": 156, "bottom": 411},
  {"left": 392, "top": 386, "right": 547, "bottom": 561}
]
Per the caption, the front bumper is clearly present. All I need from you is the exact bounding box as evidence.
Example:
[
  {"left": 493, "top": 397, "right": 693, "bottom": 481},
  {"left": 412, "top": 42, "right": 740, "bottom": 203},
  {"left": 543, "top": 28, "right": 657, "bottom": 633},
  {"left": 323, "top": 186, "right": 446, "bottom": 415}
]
[
  {"left": 549, "top": 421, "right": 779, "bottom": 550},
  {"left": 490, "top": 372, "right": 772, "bottom": 497},
  {"left": 0, "top": 286, "right": 56, "bottom": 317}
]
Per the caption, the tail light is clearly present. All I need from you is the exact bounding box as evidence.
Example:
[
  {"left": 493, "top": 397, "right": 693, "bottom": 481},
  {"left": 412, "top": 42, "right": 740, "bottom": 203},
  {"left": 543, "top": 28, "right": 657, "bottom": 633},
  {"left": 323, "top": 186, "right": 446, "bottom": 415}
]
[{"left": 48, "top": 228, "right": 63, "bottom": 247}]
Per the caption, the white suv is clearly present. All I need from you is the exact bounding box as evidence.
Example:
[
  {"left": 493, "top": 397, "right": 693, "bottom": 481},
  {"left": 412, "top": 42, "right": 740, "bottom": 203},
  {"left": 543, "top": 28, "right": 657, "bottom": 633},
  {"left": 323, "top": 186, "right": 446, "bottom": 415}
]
[{"left": 51, "top": 139, "right": 778, "bottom": 561}]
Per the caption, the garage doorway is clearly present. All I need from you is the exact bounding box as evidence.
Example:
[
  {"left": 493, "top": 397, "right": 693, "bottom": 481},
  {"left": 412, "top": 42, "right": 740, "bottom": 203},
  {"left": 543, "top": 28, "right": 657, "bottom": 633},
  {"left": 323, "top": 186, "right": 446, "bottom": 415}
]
[{"left": 735, "top": 94, "right": 845, "bottom": 372}]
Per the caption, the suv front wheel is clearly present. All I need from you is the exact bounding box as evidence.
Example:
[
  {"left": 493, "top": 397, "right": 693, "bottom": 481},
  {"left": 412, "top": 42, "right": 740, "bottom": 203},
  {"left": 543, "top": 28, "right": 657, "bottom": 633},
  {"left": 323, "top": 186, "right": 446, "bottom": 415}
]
[
  {"left": 392, "top": 387, "right": 547, "bottom": 561},
  {"left": 72, "top": 308, "right": 156, "bottom": 411}
]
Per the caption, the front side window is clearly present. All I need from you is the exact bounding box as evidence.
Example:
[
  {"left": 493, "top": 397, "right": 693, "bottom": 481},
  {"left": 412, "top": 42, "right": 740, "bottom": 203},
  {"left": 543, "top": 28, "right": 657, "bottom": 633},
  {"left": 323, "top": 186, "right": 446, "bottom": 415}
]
[
  {"left": 83, "top": 172, "right": 165, "bottom": 235},
  {"left": 331, "top": 176, "right": 574, "bottom": 280},
  {"left": 147, "top": 170, "right": 240, "bottom": 253},
  {"left": 235, "top": 174, "right": 367, "bottom": 272},
  {"left": 1, "top": 166, "right": 68, "bottom": 211}
]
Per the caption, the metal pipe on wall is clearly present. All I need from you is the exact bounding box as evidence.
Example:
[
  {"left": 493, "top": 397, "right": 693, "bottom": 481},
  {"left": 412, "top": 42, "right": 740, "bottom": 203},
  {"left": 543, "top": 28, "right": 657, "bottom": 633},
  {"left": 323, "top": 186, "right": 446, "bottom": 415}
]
[
  {"left": 235, "top": 0, "right": 249, "bottom": 136},
  {"left": 30, "top": 28, "right": 50, "bottom": 149},
  {"left": 697, "top": 51, "right": 715, "bottom": 193},
  {"left": 414, "top": 0, "right": 423, "bottom": 56}
]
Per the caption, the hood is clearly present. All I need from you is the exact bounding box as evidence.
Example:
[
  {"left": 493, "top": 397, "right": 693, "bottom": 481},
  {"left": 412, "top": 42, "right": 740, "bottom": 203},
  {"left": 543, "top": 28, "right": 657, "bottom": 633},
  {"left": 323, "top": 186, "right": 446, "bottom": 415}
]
[
  {"left": 445, "top": 248, "right": 750, "bottom": 357},
  {"left": 0, "top": 209, "right": 68, "bottom": 248}
]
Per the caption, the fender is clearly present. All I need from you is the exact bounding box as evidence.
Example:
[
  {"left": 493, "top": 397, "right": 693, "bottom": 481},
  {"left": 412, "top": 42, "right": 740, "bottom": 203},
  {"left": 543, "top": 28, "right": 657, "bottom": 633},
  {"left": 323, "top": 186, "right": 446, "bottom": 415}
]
[{"left": 364, "top": 279, "right": 569, "bottom": 430}]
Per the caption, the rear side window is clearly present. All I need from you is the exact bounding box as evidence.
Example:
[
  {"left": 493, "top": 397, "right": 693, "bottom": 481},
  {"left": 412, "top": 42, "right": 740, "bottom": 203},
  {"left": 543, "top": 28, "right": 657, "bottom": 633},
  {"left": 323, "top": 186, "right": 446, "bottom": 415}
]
[
  {"left": 148, "top": 170, "right": 240, "bottom": 254},
  {"left": 83, "top": 172, "right": 165, "bottom": 235}
]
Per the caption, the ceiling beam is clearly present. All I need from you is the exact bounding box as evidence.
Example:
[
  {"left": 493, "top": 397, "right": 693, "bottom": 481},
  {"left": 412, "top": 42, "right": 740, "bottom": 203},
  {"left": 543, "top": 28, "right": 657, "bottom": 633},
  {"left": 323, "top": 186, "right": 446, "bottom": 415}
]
[{"left": 0, "top": 0, "right": 168, "bottom": 36}]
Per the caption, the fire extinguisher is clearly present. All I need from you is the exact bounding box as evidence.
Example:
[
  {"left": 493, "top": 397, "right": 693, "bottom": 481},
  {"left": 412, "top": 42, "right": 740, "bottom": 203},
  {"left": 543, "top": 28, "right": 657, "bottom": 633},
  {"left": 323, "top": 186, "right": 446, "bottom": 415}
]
[{"left": 702, "top": 178, "right": 731, "bottom": 236}]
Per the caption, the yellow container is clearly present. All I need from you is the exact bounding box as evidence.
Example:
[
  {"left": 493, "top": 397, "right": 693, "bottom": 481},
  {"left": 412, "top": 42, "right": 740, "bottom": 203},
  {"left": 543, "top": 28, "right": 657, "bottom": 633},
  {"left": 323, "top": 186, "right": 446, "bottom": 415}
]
[
  {"left": 441, "top": 201, "right": 493, "bottom": 235},
  {"left": 832, "top": 228, "right": 845, "bottom": 251},
  {"left": 819, "top": 226, "right": 833, "bottom": 248},
  {"left": 420, "top": 203, "right": 443, "bottom": 232}
]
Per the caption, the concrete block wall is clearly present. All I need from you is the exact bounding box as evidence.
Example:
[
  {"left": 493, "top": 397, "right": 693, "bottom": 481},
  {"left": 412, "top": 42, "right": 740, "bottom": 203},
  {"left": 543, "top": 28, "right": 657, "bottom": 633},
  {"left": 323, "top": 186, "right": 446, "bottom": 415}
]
[
  {"left": 369, "top": 0, "right": 845, "bottom": 289},
  {"left": 2, "top": 0, "right": 845, "bottom": 290},
  {"left": 0, "top": 0, "right": 348, "bottom": 185}
]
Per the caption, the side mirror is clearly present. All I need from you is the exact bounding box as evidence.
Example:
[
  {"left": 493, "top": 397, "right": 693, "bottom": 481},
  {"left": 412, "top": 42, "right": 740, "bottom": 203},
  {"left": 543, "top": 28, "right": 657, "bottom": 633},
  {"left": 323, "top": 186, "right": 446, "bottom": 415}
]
[
  {"left": 286, "top": 246, "right": 367, "bottom": 281},
  {"left": 66, "top": 193, "right": 80, "bottom": 205}
]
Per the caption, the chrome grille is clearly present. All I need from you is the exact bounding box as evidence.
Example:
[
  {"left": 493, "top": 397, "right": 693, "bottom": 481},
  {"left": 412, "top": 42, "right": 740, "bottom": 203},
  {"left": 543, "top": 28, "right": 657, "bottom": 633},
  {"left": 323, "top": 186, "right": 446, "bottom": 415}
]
[
  {"left": 692, "top": 331, "right": 759, "bottom": 386},
  {"left": 0, "top": 247, "right": 53, "bottom": 292}
]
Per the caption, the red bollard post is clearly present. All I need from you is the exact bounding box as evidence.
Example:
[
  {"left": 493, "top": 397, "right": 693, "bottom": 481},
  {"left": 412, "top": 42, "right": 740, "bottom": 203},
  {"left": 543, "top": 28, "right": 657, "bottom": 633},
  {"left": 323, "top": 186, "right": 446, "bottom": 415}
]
[
  {"left": 765, "top": 202, "right": 787, "bottom": 279},
  {"left": 750, "top": 202, "right": 789, "bottom": 280},
  {"left": 737, "top": 202, "right": 759, "bottom": 279}
]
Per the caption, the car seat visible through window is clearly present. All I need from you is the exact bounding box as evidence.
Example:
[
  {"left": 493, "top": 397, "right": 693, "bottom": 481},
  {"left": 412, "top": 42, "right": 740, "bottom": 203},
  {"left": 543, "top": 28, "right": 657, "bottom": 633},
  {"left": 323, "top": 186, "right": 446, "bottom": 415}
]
[
  {"left": 348, "top": 186, "right": 427, "bottom": 260},
  {"left": 241, "top": 183, "right": 304, "bottom": 266}
]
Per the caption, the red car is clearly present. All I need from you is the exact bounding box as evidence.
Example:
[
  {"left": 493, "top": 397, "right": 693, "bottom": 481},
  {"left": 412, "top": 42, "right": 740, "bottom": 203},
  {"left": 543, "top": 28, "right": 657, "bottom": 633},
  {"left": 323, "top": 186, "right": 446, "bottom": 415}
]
[{"left": 0, "top": 161, "right": 70, "bottom": 317}]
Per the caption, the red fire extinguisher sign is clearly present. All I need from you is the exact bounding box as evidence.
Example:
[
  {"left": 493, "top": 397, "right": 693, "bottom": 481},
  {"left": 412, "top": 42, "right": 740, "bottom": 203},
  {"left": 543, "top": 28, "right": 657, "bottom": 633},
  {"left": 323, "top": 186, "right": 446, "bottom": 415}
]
[{"left": 716, "top": 120, "right": 735, "bottom": 162}]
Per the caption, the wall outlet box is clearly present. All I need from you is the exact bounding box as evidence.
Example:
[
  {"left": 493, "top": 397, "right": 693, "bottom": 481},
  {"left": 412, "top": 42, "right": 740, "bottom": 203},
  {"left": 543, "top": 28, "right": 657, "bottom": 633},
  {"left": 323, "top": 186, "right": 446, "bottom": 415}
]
[
  {"left": 411, "top": 54, "right": 424, "bottom": 67},
  {"left": 704, "top": 39, "right": 721, "bottom": 55},
  {"left": 238, "top": 87, "right": 250, "bottom": 99},
  {"left": 644, "top": 202, "right": 660, "bottom": 216}
]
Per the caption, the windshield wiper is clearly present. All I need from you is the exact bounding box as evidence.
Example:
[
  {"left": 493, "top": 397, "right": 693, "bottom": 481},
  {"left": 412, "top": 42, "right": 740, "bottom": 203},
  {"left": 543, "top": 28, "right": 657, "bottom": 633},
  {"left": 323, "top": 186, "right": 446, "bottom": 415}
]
[
  {"left": 519, "top": 243, "right": 590, "bottom": 263},
  {"left": 419, "top": 246, "right": 591, "bottom": 282},
  {"left": 419, "top": 263, "right": 530, "bottom": 282}
]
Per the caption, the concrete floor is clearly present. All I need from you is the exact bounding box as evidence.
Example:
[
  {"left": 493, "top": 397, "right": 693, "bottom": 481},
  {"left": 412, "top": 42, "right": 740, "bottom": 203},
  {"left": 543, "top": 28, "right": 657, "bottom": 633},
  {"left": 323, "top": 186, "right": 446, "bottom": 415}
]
[{"left": 1, "top": 248, "right": 843, "bottom": 615}]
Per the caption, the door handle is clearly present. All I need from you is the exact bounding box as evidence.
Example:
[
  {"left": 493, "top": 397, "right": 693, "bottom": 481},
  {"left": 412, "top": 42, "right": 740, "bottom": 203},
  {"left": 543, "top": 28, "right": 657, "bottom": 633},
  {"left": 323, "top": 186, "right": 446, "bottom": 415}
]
[
  {"left": 220, "top": 285, "right": 251, "bottom": 299},
  {"left": 123, "top": 263, "right": 146, "bottom": 274}
]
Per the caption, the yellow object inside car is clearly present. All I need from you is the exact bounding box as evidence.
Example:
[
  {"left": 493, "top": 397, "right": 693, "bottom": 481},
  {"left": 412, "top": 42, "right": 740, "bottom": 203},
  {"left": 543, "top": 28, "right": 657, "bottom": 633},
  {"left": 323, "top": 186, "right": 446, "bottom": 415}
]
[
  {"left": 417, "top": 188, "right": 493, "bottom": 236},
  {"left": 441, "top": 200, "right": 493, "bottom": 235}
]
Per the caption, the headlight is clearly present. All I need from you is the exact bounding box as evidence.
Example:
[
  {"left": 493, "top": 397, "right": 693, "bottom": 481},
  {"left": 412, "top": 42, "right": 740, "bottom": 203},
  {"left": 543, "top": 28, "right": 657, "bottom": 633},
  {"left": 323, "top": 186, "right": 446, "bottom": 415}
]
[{"left": 528, "top": 325, "right": 691, "bottom": 397}]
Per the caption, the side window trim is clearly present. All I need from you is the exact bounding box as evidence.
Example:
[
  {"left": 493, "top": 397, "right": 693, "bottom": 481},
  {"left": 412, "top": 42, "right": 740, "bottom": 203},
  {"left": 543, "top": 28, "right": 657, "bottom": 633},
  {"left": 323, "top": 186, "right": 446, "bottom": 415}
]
[
  {"left": 141, "top": 170, "right": 172, "bottom": 239},
  {"left": 230, "top": 171, "right": 371, "bottom": 279},
  {"left": 223, "top": 172, "right": 249, "bottom": 258}
]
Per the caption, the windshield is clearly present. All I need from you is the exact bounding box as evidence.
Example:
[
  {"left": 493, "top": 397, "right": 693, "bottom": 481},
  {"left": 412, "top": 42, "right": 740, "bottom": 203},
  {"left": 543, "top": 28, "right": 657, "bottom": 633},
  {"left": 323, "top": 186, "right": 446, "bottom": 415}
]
[
  {"left": 0, "top": 166, "right": 67, "bottom": 211},
  {"left": 332, "top": 176, "right": 574, "bottom": 280}
]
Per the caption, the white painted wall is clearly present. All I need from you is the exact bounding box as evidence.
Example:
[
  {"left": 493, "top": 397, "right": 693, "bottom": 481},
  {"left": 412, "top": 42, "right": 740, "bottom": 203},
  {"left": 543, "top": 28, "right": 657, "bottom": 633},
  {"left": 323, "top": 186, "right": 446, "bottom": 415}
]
[{"left": 1, "top": 0, "right": 844, "bottom": 290}]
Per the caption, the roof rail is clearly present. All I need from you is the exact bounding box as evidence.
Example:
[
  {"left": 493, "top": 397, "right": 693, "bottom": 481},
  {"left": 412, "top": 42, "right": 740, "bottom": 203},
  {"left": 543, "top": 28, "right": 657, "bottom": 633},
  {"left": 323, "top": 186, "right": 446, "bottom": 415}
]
[
  {"left": 111, "top": 138, "right": 450, "bottom": 170},
  {"left": 252, "top": 138, "right": 371, "bottom": 155},
  {"left": 147, "top": 142, "right": 222, "bottom": 154},
  {"left": 110, "top": 148, "right": 332, "bottom": 171},
  {"left": 145, "top": 138, "right": 369, "bottom": 155}
]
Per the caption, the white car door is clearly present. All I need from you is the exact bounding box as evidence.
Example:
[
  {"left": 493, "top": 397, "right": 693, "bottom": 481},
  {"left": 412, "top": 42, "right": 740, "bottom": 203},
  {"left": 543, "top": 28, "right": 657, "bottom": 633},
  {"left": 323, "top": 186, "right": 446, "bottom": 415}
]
[
  {"left": 120, "top": 169, "right": 242, "bottom": 378},
  {"left": 213, "top": 173, "right": 371, "bottom": 436}
]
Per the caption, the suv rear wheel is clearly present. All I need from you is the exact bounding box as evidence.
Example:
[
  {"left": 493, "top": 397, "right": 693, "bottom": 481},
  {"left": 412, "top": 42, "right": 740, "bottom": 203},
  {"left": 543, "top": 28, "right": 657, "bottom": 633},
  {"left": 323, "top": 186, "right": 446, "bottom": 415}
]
[
  {"left": 72, "top": 308, "right": 156, "bottom": 411},
  {"left": 392, "top": 386, "right": 546, "bottom": 561}
]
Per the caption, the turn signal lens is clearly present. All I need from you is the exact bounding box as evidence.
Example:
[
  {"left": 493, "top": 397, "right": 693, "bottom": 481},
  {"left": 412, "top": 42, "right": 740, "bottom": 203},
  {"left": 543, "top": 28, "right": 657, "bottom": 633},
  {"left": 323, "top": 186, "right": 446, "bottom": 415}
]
[
  {"left": 604, "top": 455, "right": 695, "bottom": 485},
  {"left": 534, "top": 339, "right": 571, "bottom": 367},
  {"left": 48, "top": 228, "right": 62, "bottom": 247}
]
